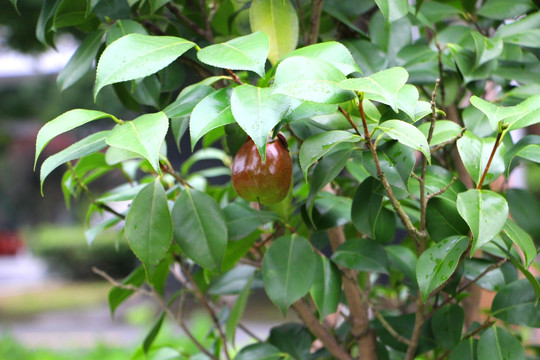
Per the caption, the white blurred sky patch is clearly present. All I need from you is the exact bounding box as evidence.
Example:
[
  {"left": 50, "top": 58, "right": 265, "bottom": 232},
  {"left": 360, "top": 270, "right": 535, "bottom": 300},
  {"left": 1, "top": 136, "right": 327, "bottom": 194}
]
[{"left": 0, "top": 36, "right": 77, "bottom": 77}]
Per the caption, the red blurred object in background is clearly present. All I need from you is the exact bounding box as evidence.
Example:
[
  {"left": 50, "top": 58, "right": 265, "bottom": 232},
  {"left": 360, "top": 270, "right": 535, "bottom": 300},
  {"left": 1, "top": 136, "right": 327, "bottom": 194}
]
[{"left": 0, "top": 230, "right": 24, "bottom": 255}]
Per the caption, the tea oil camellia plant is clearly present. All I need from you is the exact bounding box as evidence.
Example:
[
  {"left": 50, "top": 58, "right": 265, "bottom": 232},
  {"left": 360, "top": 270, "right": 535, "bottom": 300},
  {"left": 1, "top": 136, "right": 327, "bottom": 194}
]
[{"left": 24, "top": 0, "right": 540, "bottom": 358}]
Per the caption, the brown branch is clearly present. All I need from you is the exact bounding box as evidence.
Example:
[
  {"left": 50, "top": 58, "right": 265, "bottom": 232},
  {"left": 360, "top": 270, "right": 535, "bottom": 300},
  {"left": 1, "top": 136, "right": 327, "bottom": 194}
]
[
  {"left": 476, "top": 130, "right": 504, "bottom": 189},
  {"left": 431, "top": 127, "right": 466, "bottom": 153},
  {"left": 198, "top": 0, "right": 214, "bottom": 43},
  {"left": 327, "top": 226, "right": 377, "bottom": 360},
  {"left": 92, "top": 267, "right": 217, "bottom": 359},
  {"left": 226, "top": 69, "right": 243, "bottom": 85},
  {"left": 292, "top": 299, "right": 354, "bottom": 360},
  {"left": 160, "top": 163, "right": 193, "bottom": 188},
  {"left": 435, "top": 41, "right": 446, "bottom": 106},
  {"left": 405, "top": 294, "right": 425, "bottom": 360},
  {"left": 166, "top": 2, "right": 212, "bottom": 42},
  {"left": 307, "top": 0, "right": 325, "bottom": 45},
  {"left": 296, "top": 0, "right": 308, "bottom": 44},
  {"left": 426, "top": 176, "right": 457, "bottom": 201},
  {"left": 338, "top": 106, "right": 363, "bottom": 137}
]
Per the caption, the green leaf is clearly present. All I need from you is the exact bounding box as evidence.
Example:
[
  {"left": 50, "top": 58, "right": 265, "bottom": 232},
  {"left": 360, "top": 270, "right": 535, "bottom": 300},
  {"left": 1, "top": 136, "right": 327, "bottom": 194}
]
[
  {"left": 208, "top": 265, "right": 259, "bottom": 295},
  {"left": 331, "top": 238, "right": 389, "bottom": 274},
  {"left": 299, "top": 130, "right": 361, "bottom": 178},
  {"left": 249, "top": 0, "right": 299, "bottom": 65},
  {"left": 426, "top": 197, "right": 470, "bottom": 241},
  {"left": 172, "top": 188, "right": 227, "bottom": 271},
  {"left": 507, "top": 188, "right": 540, "bottom": 240},
  {"left": 231, "top": 85, "right": 290, "bottom": 160},
  {"left": 307, "top": 193, "right": 352, "bottom": 230},
  {"left": 340, "top": 67, "right": 409, "bottom": 111},
  {"left": 57, "top": 30, "right": 104, "bottom": 91},
  {"left": 309, "top": 255, "right": 342, "bottom": 320},
  {"left": 376, "top": 120, "right": 431, "bottom": 162},
  {"left": 190, "top": 88, "right": 235, "bottom": 150},
  {"left": 106, "top": 19, "right": 148, "bottom": 45},
  {"left": 432, "top": 304, "right": 464, "bottom": 350},
  {"left": 471, "top": 31, "right": 503, "bottom": 67},
  {"left": 477, "top": 327, "right": 526, "bottom": 360},
  {"left": 416, "top": 235, "right": 469, "bottom": 302},
  {"left": 456, "top": 189, "right": 509, "bottom": 255},
  {"left": 387, "top": 245, "right": 417, "bottom": 284},
  {"left": 464, "top": 259, "right": 514, "bottom": 292},
  {"left": 375, "top": 0, "right": 409, "bottom": 22},
  {"left": 504, "top": 135, "right": 540, "bottom": 176},
  {"left": 94, "top": 34, "right": 196, "bottom": 99},
  {"left": 285, "top": 41, "right": 361, "bottom": 76},
  {"left": 85, "top": 216, "right": 121, "bottom": 246},
  {"left": 125, "top": 180, "right": 172, "bottom": 277},
  {"left": 351, "top": 177, "right": 383, "bottom": 238},
  {"left": 36, "top": 0, "right": 60, "bottom": 47},
  {"left": 35, "top": 109, "right": 113, "bottom": 169},
  {"left": 163, "top": 83, "right": 216, "bottom": 119},
  {"left": 469, "top": 96, "right": 525, "bottom": 131},
  {"left": 502, "top": 219, "right": 537, "bottom": 268},
  {"left": 234, "top": 343, "right": 282, "bottom": 360},
  {"left": 495, "top": 12, "right": 540, "bottom": 47},
  {"left": 226, "top": 274, "right": 253, "bottom": 346},
  {"left": 273, "top": 56, "right": 356, "bottom": 104},
  {"left": 197, "top": 32, "right": 269, "bottom": 77},
  {"left": 223, "top": 202, "right": 280, "bottom": 241},
  {"left": 449, "top": 338, "right": 477, "bottom": 360},
  {"left": 456, "top": 131, "right": 506, "bottom": 186},
  {"left": 268, "top": 323, "right": 313, "bottom": 360},
  {"left": 106, "top": 112, "right": 169, "bottom": 173},
  {"left": 491, "top": 277, "right": 540, "bottom": 327},
  {"left": 143, "top": 312, "right": 165, "bottom": 354},
  {"left": 108, "top": 266, "right": 145, "bottom": 317},
  {"left": 505, "top": 95, "right": 540, "bottom": 131},
  {"left": 418, "top": 120, "right": 462, "bottom": 147},
  {"left": 478, "top": 0, "right": 535, "bottom": 20},
  {"left": 40, "top": 131, "right": 110, "bottom": 194},
  {"left": 262, "top": 235, "right": 316, "bottom": 314}
]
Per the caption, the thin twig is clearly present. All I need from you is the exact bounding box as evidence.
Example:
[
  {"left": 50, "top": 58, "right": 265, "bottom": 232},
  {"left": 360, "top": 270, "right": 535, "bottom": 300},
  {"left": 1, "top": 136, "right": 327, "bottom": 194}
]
[
  {"left": 166, "top": 2, "right": 212, "bottom": 41},
  {"left": 92, "top": 267, "right": 217, "bottom": 359},
  {"left": 477, "top": 130, "right": 504, "bottom": 189},
  {"left": 176, "top": 259, "right": 231, "bottom": 360},
  {"left": 295, "top": 0, "right": 308, "bottom": 44},
  {"left": 431, "top": 127, "right": 466, "bottom": 153},
  {"left": 160, "top": 163, "right": 193, "bottom": 188},
  {"left": 307, "top": 0, "right": 325, "bottom": 45},
  {"left": 226, "top": 69, "right": 243, "bottom": 85},
  {"left": 426, "top": 176, "right": 457, "bottom": 201},
  {"left": 238, "top": 323, "right": 263, "bottom": 342},
  {"left": 435, "top": 41, "right": 446, "bottom": 106},
  {"left": 338, "top": 106, "right": 363, "bottom": 137},
  {"left": 198, "top": 0, "right": 214, "bottom": 42}
]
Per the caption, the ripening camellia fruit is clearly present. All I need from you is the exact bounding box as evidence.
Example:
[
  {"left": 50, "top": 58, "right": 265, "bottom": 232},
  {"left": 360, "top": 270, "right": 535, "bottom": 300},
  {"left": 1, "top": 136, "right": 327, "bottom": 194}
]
[{"left": 231, "top": 135, "right": 292, "bottom": 205}]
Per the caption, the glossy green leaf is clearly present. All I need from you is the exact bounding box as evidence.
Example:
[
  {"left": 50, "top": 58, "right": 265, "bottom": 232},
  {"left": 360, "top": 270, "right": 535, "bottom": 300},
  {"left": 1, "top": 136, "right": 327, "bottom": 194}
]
[
  {"left": 226, "top": 274, "right": 253, "bottom": 345},
  {"left": 231, "top": 85, "right": 289, "bottom": 160},
  {"left": 351, "top": 177, "right": 383, "bottom": 238},
  {"left": 502, "top": 219, "right": 537, "bottom": 268},
  {"left": 35, "top": 109, "right": 113, "bottom": 168},
  {"left": 57, "top": 30, "right": 104, "bottom": 91},
  {"left": 377, "top": 120, "right": 431, "bottom": 162},
  {"left": 491, "top": 277, "right": 540, "bottom": 327},
  {"left": 449, "top": 338, "right": 477, "bottom": 360},
  {"left": 456, "top": 189, "right": 509, "bottom": 255},
  {"left": 469, "top": 96, "right": 525, "bottom": 131},
  {"left": 477, "top": 327, "right": 526, "bottom": 360},
  {"left": 108, "top": 266, "right": 145, "bottom": 317},
  {"left": 208, "top": 265, "right": 259, "bottom": 295},
  {"left": 125, "top": 180, "right": 172, "bottom": 276},
  {"left": 234, "top": 343, "right": 282, "bottom": 360},
  {"left": 309, "top": 255, "right": 342, "bottom": 320},
  {"left": 375, "top": 0, "right": 409, "bottom": 22},
  {"left": 471, "top": 31, "right": 503, "bottom": 67},
  {"left": 418, "top": 120, "right": 462, "bottom": 147},
  {"left": 85, "top": 216, "right": 121, "bottom": 246},
  {"left": 197, "top": 32, "right": 269, "bottom": 77},
  {"left": 387, "top": 245, "right": 417, "bottom": 284},
  {"left": 268, "top": 323, "right": 313, "bottom": 360},
  {"left": 105, "top": 112, "right": 169, "bottom": 173},
  {"left": 94, "top": 34, "right": 196, "bottom": 99},
  {"left": 172, "top": 188, "right": 228, "bottom": 271},
  {"left": 417, "top": 235, "right": 469, "bottom": 302},
  {"left": 340, "top": 67, "right": 409, "bottom": 111},
  {"left": 504, "top": 135, "right": 540, "bottom": 176},
  {"left": 40, "top": 131, "right": 110, "bottom": 193},
  {"left": 143, "top": 312, "right": 165, "bottom": 354},
  {"left": 307, "top": 193, "right": 352, "bottom": 230},
  {"left": 331, "top": 238, "right": 389, "bottom": 274},
  {"left": 478, "top": 0, "right": 535, "bottom": 20},
  {"left": 190, "top": 88, "right": 235, "bottom": 150},
  {"left": 36, "top": 0, "right": 59, "bottom": 46},
  {"left": 432, "top": 304, "right": 464, "bottom": 350},
  {"left": 343, "top": 40, "right": 388, "bottom": 76},
  {"left": 464, "top": 259, "right": 513, "bottom": 292},
  {"left": 249, "top": 0, "right": 298, "bottom": 65},
  {"left": 273, "top": 56, "right": 356, "bottom": 104},
  {"left": 106, "top": 19, "right": 148, "bottom": 45},
  {"left": 426, "top": 197, "right": 470, "bottom": 241},
  {"left": 223, "top": 202, "right": 279, "bottom": 241},
  {"left": 262, "top": 235, "right": 316, "bottom": 314},
  {"left": 163, "top": 84, "right": 215, "bottom": 119},
  {"left": 456, "top": 131, "right": 506, "bottom": 186},
  {"left": 505, "top": 95, "right": 540, "bottom": 131},
  {"left": 299, "top": 130, "right": 361, "bottom": 178},
  {"left": 495, "top": 12, "right": 540, "bottom": 47},
  {"left": 285, "top": 41, "right": 361, "bottom": 76}
]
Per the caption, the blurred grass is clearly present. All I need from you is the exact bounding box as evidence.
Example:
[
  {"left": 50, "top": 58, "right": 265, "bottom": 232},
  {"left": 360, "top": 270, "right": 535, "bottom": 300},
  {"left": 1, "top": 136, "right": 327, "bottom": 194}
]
[{"left": 0, "top": 282, "right": 111, "bottom": 317}]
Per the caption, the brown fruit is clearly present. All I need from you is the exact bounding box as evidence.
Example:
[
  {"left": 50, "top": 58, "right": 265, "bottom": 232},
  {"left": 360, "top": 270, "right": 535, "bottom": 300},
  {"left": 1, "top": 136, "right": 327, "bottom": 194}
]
[{"left": 231, "top": 135, "right": 292, "bottom": 205}]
